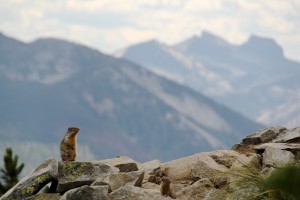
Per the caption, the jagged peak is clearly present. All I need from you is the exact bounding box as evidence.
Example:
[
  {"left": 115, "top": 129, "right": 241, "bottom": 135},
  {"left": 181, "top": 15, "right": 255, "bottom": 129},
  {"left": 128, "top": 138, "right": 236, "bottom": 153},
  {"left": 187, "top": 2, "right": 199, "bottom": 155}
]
[
  {"left": 175, "top": 30, "right": 233, "bottom": 50},
  {"left": 240, "top": 35, "right": 284, "bottom": 57}
]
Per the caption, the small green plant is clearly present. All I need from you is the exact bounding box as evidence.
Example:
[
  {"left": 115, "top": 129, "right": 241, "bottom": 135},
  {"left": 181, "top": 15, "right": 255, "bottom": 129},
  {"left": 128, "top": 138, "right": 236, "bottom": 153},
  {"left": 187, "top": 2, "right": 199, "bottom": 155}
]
[
  {"left": 212, "top": 163, "right": 300, "bottom": 200},
  {"left": 265, "top": 165, "right": 300, "bottom": 199},
  {"left": 0, "top": 148, "right": 25, "bottom": 196}
]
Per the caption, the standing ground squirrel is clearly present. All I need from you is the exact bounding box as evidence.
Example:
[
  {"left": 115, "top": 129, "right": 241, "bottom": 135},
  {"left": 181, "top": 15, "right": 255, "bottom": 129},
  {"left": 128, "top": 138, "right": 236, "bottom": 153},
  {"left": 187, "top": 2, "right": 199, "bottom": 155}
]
[
  {"left": 60, "top": 127, "right": 80, "bottom": 161},
  {"left": 160, "top": 176, "right": 176, "bottom": 199}
]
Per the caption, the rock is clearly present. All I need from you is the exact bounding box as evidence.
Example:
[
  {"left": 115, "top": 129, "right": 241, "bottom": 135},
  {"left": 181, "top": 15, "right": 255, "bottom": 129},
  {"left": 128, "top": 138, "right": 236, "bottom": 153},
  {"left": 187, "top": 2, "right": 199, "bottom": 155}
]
[
  {"left": 231, "top": 143, "right": 255, "bottom": 154},
  {"left": 255, "top": 143, "right": 300, "bottom": 153},
  {"left": 273, "top": 127, "right": 300, "bottom": 143},
  {"left": 95, "top": 156, "right": 140, "bottom": 168},
  {"left": 161, "top": 151, "right": 229, "bottom": 182},
  {"left": 209, "top": 152, "right": 238, "bottom": 168},
  {"left": 261, "top": 167, "right": 275, "bottom": 176},
  {"left": 92, "top": 157, "right": 140, "bottom": 184},
  {"left": 134, "top": 172, "right": 145, "bottom": 187},
  {"left": 92, "top": 171, "right": 140, "bottom": 192},
  {"left": 107, "top": 185, "right": 172, "bottom": 200},
  {"left": 139, "top": 160, "right": 161, "bottom": 172},
  {"left": 190, "top": 156, "right": 227, "bottom": 187},
  {"left": 145, "top": 166, "right": 167, "bottom": 185},
  {"left": 191, "top": 158, "right": 227, "bottom": 180},
  {"left": 177, "top": 178, "right": 214, "bottom": 200},
  {"left": 115, "top": 163, "right": 138, "bottom": 172},
  {"left": 0, "top": 158, "right": 57, "bottom": 200},
  {"left": 142, "top": 182, "right": 161, "bottom": 190},
  {"left": 57, "top": 161, "right": 118, "bottom": 193},
  {"left": 231, "top": 153, "right": 262, "bottom": 169},
  {"left": 193, "top": 151, "right": 260, "bottom": 186},
  {"left": 241, "top": 127, "right": 287, "bottom": 145},
  {"left": 149, "top": 167, "right": 167, "bottom": 177},
  {"left": 262, "top": 147, "right": 295, "bottom": 167},
  {"left": 60, "top": 185, "right": 109, "bottom": 200},
  {"left": 148, "top": 175, "right": 162, "bottom": 185},
  {"left": 25, "top": 193, "right": 61, "bottom": 200},
  {"left": 161, "top": 150, "right": 243, "bottom": 182}
]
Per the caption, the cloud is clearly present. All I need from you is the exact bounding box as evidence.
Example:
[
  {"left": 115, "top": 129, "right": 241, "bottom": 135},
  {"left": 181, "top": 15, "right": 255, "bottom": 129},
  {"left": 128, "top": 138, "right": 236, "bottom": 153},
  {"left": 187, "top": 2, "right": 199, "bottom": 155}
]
[
  {"left": 0, "top": 0, "right": 299, "bottom": 61},
  {"left": 184, "top": 1, "right": 223, "bottom": 11}
]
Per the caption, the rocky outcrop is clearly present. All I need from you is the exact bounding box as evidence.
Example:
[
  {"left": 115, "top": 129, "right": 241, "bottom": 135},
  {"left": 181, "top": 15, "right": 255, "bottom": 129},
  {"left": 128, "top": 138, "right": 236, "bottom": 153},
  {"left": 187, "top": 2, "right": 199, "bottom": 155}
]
[
  {"left": 1, "top": 126, "right": 300, "bottom": 200},
  {"left": 0, "top": 158, "right": 57, "bottom": 200}
]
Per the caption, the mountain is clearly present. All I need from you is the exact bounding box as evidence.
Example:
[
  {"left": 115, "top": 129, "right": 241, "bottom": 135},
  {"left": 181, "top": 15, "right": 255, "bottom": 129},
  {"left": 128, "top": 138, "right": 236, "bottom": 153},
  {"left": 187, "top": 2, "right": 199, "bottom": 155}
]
[
  {"left": 0, "top": 32, "right": 263, "bottom": 171},
  {"left": 116, "top": 31, "right": 300, "bottom": 127}
]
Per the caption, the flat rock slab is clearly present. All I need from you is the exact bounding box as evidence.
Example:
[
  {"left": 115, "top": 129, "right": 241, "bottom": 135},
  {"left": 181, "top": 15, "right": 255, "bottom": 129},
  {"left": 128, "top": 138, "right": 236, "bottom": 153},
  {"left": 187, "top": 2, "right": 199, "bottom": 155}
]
[
  {"left": 273, "top": 127, "right": 300, "bottom": 143},
  {"left": 262, "top": 147, "right": 295, "bottom": 167},
  {"left": 94, "top": 156, "right": 140, "bottom": 168},
  {"left": 255, "top": 143, "right": 300, "bottom": 153},
  {"left": 0, "top": 158, "right": 57, "bottom": 200},
  {"left": 57, "top": 161, "right": 119, "bottom": 193},
  {"left": 241, "top": 127, "right": 287, "bottom": 145},
  {"left": 115, "top": 163, "right": 138, "bottom": 172},
  {"left": 60, "top": 185, "right": 109, "bottom": 200}
]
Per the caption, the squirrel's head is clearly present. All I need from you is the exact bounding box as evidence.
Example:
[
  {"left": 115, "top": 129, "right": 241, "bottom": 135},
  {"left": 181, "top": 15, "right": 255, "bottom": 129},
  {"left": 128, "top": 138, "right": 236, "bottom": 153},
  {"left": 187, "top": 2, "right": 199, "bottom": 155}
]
[
  {"left": 162, "top": 176, "right": 171, "bottom": 184},
  {"left": 67, "top": 127, "right": 80, "bottom": 136}
]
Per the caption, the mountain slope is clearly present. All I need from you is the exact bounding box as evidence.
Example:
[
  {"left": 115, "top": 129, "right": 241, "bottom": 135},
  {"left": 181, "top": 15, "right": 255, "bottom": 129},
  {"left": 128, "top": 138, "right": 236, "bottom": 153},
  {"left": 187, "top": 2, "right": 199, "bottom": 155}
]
[
  {"left": 116, "top": 31, "right": 300, "bottom": 127},
  {"left": 0, "top": 32, "right": 263, "bottom": 165}
]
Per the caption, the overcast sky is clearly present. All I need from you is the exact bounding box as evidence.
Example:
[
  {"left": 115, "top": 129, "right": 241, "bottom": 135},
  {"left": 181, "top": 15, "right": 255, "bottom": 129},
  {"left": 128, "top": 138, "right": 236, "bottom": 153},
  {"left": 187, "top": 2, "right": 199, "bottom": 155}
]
[{"left": 1, "top": 0, "right": 299, "bottom": 62}]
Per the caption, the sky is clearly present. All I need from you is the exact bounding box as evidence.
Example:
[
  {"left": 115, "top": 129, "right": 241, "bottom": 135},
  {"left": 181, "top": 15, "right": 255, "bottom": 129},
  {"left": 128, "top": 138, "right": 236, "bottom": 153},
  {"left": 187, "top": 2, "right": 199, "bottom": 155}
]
[{"left": 1, "top": 0, "right": 300, "bottom": 62}]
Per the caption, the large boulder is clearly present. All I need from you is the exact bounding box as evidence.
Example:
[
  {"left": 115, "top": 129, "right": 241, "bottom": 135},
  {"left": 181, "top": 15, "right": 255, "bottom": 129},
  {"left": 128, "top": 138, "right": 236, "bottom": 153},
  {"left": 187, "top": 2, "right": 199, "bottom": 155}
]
[
  {"left": 57, "top": 161, "right": 118, "bottom": 193},
  {"left": 60, "top": 185, "right": 109, "bottom": 200},
  {"left": 0, "top": 158, "right": 57, "bottom": 200},
  {"left": 161, "top": 150, "right": 248, "bottom": 182},
  {"left": 262, "top": 147, "right": 295, "bottom": 167}
]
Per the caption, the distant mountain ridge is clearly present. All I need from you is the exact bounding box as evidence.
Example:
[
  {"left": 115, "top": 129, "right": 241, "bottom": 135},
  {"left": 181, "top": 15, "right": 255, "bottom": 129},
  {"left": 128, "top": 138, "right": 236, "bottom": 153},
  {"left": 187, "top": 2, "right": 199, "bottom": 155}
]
[
  {"left": 116, "top": 31, "right": 300, "bottom": 127},
  {"left": 0, "top": 32, "right": 262, "bottom": 168}
]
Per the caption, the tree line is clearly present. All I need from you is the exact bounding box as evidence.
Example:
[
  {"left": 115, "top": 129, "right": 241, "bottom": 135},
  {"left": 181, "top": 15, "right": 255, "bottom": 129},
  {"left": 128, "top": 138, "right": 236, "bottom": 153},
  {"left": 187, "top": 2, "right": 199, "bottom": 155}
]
[{"left": 0, "top": 148, "right": 24, "bottom": 196}]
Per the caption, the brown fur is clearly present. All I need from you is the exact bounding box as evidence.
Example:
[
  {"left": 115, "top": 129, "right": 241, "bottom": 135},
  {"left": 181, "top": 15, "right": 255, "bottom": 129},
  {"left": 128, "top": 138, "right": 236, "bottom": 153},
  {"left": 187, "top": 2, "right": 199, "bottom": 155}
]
[
  {"left": 60, "top": 127, "right": 80, "bottom": 161},
  {"left": 160, "top": 176, "right": 176, "bottom": 199}
]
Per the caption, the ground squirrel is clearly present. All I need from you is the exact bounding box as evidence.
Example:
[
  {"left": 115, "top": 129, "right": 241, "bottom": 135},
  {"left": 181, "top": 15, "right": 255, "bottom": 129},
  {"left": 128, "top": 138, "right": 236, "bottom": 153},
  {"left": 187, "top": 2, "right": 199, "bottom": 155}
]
[
  {"left": 160, "top": 176, "right": 176, "bottom": 199},
  {"left": 60, "top": 127, "right": 80, "bottom": 161}
]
